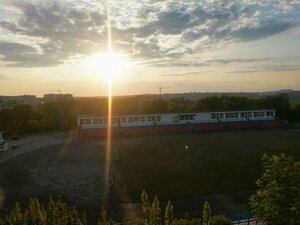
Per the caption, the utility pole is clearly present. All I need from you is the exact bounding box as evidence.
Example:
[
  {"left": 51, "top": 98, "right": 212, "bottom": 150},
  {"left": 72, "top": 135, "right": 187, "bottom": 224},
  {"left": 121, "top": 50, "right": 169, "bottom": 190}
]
[{"left": 159, "top": 85, "right": 171, "bottom": 96}]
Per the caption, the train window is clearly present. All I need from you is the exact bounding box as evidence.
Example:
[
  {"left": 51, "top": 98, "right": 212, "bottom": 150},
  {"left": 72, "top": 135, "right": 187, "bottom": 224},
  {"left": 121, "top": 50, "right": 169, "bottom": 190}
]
[
  {"left": 112, "top": 118, "right": 117, "bottom": 123},
  {"left": 147, "top": 116, "right": 152, "bottom": 122},
  {"left": 270, "top": 111, "right": 274, "bottom": 116},
  {"left": 103, "top": 118, "right": 108, "bottom": 124},
  {"left": 86, "top": 119, "right": 91, "bottom": 124},
  {"left": 128, "top": 117, "right": 133, "bottom": 122},
  {"left": 188, "top": 115, "right": 195, "bottom": 120},
  {"left": 266, "top": 111, "right": 270, "bottom": 116},
  {"left": 211, "top": 113, "right": 216, "bottom": 119},
  {"left": 80, "top": 119, "right": 85, "bottom": 125},
  {"left": 260, "top": 112, "right": 265, "bottom": 117},
  {"left": 247, "top": 112, "right": 252, "bottom": 117},
  {"left": 93, "top": 118, "right": 99, "bottom": 124},
  {"left": 220, "top": 113, "right": 224, "bottom": 118},
  {"left": 240, "top": 112, "right": 245, "bottom": 118},
  {"left": 121, "top": 117, "right": 127, "bottom": 123},
  {"left": 225, "top": 113, "right": 229, "bottom": 118},
  {"left": 253, "top": 112, "right": 257, "bottom": 117},
  {"left": 133, "top": 117, "right": 139, "bottom": 122},
  {"left": 156, "top": 116, "right": 161, "bottom": 121},
  {"left": 234, "top": 113, "right": 239, "bottom": 118},
  {"left": 140, "top": 117, "right": 145, "bottom": 122},
  {"left": 230, "top": 113, "right": 234, "bottom": 118},
  {"left": 99, "top": 118, "right": 104, "bottom": 124}
]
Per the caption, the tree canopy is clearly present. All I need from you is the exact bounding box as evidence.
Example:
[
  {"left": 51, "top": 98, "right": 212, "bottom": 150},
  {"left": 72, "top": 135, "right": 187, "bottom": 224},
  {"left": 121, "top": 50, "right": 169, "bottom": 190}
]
[{"left": 250, "top": 154, "right": 300, "bottom": 225}]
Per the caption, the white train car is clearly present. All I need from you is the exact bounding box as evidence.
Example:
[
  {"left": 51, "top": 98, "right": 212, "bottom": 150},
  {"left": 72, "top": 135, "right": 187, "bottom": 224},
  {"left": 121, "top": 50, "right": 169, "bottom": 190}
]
[{"left": 77, "top": 109, "right": 286, "bottom": 137}]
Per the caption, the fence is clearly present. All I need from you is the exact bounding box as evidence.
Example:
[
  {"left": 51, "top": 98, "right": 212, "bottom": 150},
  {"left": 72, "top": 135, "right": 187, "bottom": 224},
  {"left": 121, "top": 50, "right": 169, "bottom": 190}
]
[{"left": 232, "top": 218, "right": 261, "bottom": 224}]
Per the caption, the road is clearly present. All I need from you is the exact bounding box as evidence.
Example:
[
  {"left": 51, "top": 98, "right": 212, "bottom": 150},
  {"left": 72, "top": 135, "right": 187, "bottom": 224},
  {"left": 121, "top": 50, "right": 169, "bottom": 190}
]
[{"left": 0, "top": 133, "right": 68, "bottom": 164}]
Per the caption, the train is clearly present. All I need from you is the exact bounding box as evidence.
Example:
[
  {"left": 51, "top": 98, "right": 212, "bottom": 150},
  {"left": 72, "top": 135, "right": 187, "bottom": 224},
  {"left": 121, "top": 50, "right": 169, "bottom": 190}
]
[{"left": 77, "top": 109, "right": 287, "bottom": 137}]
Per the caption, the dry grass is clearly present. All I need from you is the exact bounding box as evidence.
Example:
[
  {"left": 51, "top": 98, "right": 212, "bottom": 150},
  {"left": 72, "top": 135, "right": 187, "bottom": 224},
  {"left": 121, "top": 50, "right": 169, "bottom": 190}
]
[{"left": 113, "top": 129, "right": 300, "bottom": 200}]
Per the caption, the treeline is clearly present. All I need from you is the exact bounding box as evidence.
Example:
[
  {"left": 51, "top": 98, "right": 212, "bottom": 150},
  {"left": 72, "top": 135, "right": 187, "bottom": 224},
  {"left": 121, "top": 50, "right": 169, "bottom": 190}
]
[
  {"left": 0, "top": 94, "right": 299, "bottom": 136},
  {"left": 0, "top": 194, "right": 232, "bottom": 225}
]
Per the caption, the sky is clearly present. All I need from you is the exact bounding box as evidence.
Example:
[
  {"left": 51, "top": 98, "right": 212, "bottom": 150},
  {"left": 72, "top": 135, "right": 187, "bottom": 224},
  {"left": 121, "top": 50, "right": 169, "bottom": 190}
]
[{"left": 0, "top": 0, "right": 300, "bottom": 97}]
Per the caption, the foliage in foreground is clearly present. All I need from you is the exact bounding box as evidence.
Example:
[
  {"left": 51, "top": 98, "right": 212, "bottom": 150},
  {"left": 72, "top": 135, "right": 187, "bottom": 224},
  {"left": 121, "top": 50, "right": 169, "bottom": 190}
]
[
  {"left": 250, "top": 154, "right": 300, "bottom": 225},
  {"left": 0, "top": 196, "right": 87, "bottom": 225},
  {"left": 0, "top": 192, "right": 232, "bottom": 225}
]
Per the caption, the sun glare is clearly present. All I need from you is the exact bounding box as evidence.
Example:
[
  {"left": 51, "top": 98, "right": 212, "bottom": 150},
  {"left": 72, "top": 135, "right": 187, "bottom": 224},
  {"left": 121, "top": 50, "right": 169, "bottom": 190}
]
[{"left": 86, "top": 52, "right": 131, "bottom": 82}]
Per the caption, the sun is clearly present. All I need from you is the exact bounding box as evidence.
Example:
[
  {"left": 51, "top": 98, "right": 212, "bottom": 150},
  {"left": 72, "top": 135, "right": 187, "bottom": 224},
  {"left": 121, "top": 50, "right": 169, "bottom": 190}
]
[{"left": 86, "top": 52, "right": 131, "bottom": 82}]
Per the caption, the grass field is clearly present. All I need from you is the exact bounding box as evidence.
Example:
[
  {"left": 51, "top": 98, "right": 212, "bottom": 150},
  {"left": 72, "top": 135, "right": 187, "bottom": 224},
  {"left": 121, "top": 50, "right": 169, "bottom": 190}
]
[{"left": 113, "top": 129, "right": 300, "bottom": 201}]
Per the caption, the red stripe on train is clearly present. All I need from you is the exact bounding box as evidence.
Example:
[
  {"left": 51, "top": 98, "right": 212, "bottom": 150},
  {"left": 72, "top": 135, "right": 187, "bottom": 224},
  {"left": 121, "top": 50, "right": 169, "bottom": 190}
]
[
  {"left": 123, "top": 129, "right": 157, "bottom": 135},
  {"left": 227, "top": 124, "right": 255, "bottom": 129},
  {"left": 161, "top": 127, "right": 191, "bottom": 132},
  {"left": 195, "top": 124, "right": 224, "bottom": 131}
]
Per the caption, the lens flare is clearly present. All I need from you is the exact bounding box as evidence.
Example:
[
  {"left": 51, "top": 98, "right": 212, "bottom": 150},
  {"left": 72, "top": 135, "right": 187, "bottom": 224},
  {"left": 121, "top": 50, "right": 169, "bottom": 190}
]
[
  {"left": 103, "top": 0, "right": 113, "bottom": 207},
  {"left": 103, "top": 81, "right": 112, "bottom": 206}
]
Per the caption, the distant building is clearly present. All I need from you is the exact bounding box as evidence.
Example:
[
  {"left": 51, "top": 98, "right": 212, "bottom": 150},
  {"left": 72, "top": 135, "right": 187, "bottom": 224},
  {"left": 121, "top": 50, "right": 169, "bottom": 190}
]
[
  {"left": 43, "top": 93, "right": 73, "bottom": 102},
  {"left": 0, "top": 95, "right": 41, "bottom": 108},
  {"left": 280, "top": 89, "right": 294, "bottom": 93}
]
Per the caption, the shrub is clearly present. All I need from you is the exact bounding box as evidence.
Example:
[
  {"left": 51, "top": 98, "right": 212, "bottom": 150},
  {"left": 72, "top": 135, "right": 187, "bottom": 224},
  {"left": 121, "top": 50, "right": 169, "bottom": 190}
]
[{"left": 210, "top": 215, "right": 232, "bottom": 225}]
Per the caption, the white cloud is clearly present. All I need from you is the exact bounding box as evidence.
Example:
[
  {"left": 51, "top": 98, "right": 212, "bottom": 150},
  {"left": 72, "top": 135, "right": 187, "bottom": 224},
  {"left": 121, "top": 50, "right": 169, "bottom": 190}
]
[{"left": 0, "top": 0, "right": 299, "bottom": 67}]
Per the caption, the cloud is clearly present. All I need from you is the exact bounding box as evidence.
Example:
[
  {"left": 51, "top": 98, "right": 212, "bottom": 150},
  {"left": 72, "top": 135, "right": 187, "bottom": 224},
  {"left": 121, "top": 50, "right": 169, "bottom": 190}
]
[
  {"left": 0, "top": 42, "right": 61, "bottom": 66},
  {"left": 226, "top": 64, "right": 300, "bottom": 74},
  {"left": 161, "top": 71, "right": 205, "bottom": 77},
  {"left": 0, "top": 0, "right": 298, "bottom": 67},
  {"left": 232, "top": 20, "right": 294, "bottom": 41},
  {"left": 0, "top": 1, "right": 107, "bottom": 67},
  {"left": 206, "top": 58, "right": 275, "bottom": 64},
  {"left": 0, "top": 73, "right": 15, "bottom": 81},
  {"left": 0, "top": 74, "right": 6, "bottom": 79},
  {"left": 146, "top": 57, "right": 275, "bottom": 68},
  {"left": 226, "top": 70, "right": 257, "bottom": 74}
]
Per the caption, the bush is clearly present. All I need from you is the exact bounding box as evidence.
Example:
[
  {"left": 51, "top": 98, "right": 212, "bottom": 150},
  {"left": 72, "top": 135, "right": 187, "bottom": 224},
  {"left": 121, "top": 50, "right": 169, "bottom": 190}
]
[
  {"left": 0, "top": 196, "right": 87, "bottom": 225},
  {"left": 23, "top": 120, "right": 42, "bottom": 133},
  {"left": 210, "top": 215, "right": 232, "bottom": 225}
]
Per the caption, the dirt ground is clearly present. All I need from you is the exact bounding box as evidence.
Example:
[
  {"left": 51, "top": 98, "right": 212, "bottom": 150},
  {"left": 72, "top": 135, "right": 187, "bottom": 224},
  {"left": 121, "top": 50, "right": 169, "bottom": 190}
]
[
  {"left": 0, "top": 129, "right": 300, "bottom": 223},
  {"left": 0, "top": 134, "right": 112, "bottom": 224}
]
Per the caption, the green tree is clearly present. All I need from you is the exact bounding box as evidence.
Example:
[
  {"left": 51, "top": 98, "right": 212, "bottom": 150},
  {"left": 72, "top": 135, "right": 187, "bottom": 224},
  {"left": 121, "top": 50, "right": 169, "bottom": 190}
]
[
  {"left": 141, "top": 190, "right": 151, "bottom": 224},
  {"left": 257, "top": 94, "right": 290, "bottom": 120},
  {"left": 290, "top": 103, "right": 300, "bottom": 122},
  {"left": 0, "top": 196, "right": 87, "bottom": 225},
  {"left": 164, "top": 201, "right": 175, "bottom": 225},
  {"left": 98, "top": 208, "right": 115, "bottom": 225},
  {"left": 150, "top": 196, "right": 162, "bottom": 225},
  {"left": 141, "top": 190, "right": 162, "bottom": 225},
  {"left": 202, "top": 202, "right": 212, "bottom": 225},
  {"left": 191, "top": 96, "right": 223, "bottom": 112},
  {"left": 210, "top": 215, "right": 232, "bottom": 225},
  {"left": 250, "top": 154, "right": 300, "bottom": 225},
  {"left": 13, "top": 104, "right": 34, "bottom": 123}
]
